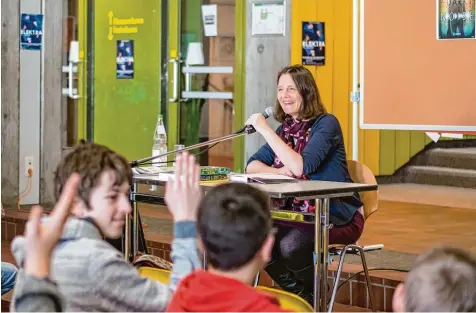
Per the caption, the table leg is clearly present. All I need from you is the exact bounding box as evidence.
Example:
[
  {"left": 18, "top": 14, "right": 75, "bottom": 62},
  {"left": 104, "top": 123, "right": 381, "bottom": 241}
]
[
  {"left": 132, "top": 182, "right": 139, "bottom": 259},
  {"left": 314, "top": 199, "right": 322, "bottom": 311},
  {"left": 124, "top": 212, "right": 130, "bottom": 262},
  {"left": 314, "top": 198, "right": 330, "bottom": 312},
  {"left": 321, "top": 198, "right": 330, "bottom": 311}
]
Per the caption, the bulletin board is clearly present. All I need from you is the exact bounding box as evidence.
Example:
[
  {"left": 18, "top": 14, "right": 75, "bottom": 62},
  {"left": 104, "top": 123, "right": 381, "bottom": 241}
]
[{"left": 359, "top": 0, "right": 476, "bottom": 131}]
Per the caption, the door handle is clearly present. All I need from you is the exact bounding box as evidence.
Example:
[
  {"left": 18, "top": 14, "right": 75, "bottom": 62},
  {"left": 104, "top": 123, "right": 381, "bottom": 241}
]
[
  {"left": 169, "top": 58, "right": 179, "bottom": 102},
  {"left": 67, "top": 62, "right": 80, "bottom": 99},
  {"left": 62, "top": 41, "right": 80, "bottom": 99}
]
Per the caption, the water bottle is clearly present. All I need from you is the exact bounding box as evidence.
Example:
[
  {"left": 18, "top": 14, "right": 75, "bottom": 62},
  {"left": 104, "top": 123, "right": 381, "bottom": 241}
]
[{"left": 152, "top": 115, "right": 167, "bottom": 167}]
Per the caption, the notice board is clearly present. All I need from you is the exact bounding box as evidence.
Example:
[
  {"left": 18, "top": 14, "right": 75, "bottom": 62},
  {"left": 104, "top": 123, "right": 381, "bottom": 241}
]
[{"left": 360, "top": 0, "right": 476, "bottom": 131}]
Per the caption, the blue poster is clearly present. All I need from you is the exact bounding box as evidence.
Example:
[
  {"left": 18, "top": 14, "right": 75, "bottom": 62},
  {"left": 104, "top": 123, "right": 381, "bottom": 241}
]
[
  {"left": 117, "top": 40, "right": 134, "bottom": 79},
  {"left": 302, "top": 22, "right": 325, "bottom": 66},
  {"left": 20, "top": 13, "right": 44, "bottom": 50}
]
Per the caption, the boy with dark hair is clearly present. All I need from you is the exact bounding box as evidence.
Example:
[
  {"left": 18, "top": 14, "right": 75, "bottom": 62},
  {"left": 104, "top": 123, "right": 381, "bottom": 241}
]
[
  {"left": 166, "top": 182, "right": 289, "bottom": 312},
  {"left": 392, "top": 246, "right": 476, "bottom": 312},
  {"left": 11, "top": 143, "right": 202, "bottom": 311}
]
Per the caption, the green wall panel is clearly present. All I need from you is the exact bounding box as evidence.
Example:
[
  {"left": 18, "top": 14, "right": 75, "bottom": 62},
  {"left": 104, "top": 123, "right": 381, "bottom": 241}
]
[
  {"left": 395, "top": 130, "right": 411, "bottom": 169},
  {"left": 167, "top": 0, "right": 179, "bottom": 153},
  {"left": 77, "top": 0, "right": 88, "bottom": 142},
  {"left": 380, "top": 130, "right": 438, "bottom": 175},
  {"left": 379, "top": 130, "right": 396, "bottom": 175},
  {"left": 409, "top": 131, "right": 426, "bottom": 157},
  {"left": 233, "top": 0, "right": 246, "bottom": 173},
  {"left": 93, "top": 0, "right": 161, "bottom": 161}
]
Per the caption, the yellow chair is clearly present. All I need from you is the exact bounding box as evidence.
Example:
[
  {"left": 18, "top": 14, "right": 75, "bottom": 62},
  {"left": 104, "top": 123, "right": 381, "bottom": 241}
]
[
  {"left": 327, "top": 160, "right": 381, "bottom": 312},
  {"left": 138, "top": 266, "right": 313, "bottom": 311},
  {"left": 137, "top": 267, "right": 171, "bottom": 284},
  {"left": 257, "top": 286, "right": 314, "bottom": 312}
]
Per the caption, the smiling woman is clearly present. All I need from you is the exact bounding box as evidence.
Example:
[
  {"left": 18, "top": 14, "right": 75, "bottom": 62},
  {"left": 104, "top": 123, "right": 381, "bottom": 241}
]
[{"left": 244, "top": 64, "right": 365, "bottom": 304}]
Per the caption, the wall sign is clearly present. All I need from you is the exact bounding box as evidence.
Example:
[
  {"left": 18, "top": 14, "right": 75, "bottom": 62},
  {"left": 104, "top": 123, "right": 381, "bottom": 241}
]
[
  {"left": 20, "top": 13, "right": 44, "bottom": 50},
  {"left": 251, "top": 1, "right": 286, "bottom": 36},
  {"left": 302, "top": 22, "right": 325, "bottom": 66},
  {"left": 117, "top": 40, "right": 134, "bottom": 79},
  {"left": 202, "top": 4, "right": 218, "bottom": 37},
  {"left": 108, "top": 11, "right": 145, "bottom": 40}
]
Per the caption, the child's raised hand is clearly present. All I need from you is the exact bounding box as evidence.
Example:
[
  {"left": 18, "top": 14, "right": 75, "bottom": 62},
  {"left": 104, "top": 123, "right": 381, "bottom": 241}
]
[
  {"left": 165, "top": 152, "right": 201, "bottom": 222},
  {"left": 24, "top": 173, "right": 80, "bottom": 278}
]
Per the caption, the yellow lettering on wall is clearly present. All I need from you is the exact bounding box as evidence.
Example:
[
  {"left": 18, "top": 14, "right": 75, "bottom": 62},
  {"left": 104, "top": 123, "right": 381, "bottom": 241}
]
[
  {"left": 113, "top": 26, "right": 139, "bottom": 34},
  {"left": 107, "top": 11, "right": 145, "bottom": 40},
  {"left": 113, "top": 17, "right": 145, "bottom": 25}
]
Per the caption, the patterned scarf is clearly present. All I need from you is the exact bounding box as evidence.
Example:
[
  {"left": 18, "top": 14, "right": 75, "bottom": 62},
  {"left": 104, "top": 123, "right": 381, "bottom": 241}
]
[{"left": 273, "top": 116, "right": 315, "bottom": 213}]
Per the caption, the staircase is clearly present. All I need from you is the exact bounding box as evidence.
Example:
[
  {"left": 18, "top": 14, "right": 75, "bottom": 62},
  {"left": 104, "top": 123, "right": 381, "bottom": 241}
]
[
  {"left": 404, "top": 148, "right": 476, "bottom": 188},
  {"left": 377, "top": 146, "right": 476, "bottom": 208}
]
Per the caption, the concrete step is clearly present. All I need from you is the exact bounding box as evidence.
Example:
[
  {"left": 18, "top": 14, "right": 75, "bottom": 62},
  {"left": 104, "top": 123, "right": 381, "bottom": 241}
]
[
  {"left": 404, "top": 166, "right": 476, "bottom": 188},
  {"left": 425, "top": 148, "right": 476, "bottom": 171}
]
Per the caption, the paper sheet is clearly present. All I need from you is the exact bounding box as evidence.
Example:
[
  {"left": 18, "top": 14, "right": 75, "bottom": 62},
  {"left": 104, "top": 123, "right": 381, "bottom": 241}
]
[{"left": 229, "top": 173, "right": 294, "bottom": 183}]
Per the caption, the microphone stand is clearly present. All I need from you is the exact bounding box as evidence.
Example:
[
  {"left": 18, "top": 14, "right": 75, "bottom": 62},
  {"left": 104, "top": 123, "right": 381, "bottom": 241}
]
[
  {"left": 130, "top": 126, "right": 255, "bottom": 168},
  {"left": 126, "top": 126, "right": 255, "bottom": 262}
]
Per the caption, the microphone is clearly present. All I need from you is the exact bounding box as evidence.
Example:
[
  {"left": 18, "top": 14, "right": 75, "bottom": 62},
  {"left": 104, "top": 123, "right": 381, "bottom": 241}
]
[
  {"left": 261, "top": 106, "right": 274, "bottom": 119},
  {"left": 237, "top": 107, "right": 274, "bottom": 134},
  {"left": 130, "top": 107, "right": 274, "bottom": 167}
]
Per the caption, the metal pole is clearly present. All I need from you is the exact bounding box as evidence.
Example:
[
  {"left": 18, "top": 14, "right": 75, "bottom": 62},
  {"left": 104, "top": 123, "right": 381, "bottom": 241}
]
[
  {"left": 352, "top": 0, "right": 360, "bottom": 160},
  {"left": 124, "top": 212, "right": 130, "bottom": 261},
  {"left": 314, "top": 198, "right": 330, "bottom": 312},
  {"left": 131, "top": 126, "right": 253, "bottom": 167},
  {"left": 320, "top": 198, "right": 330, "bottom": 311},
  {"left": 132, "top": 182, "right": 139, "bottom": 258},
  {"left": 314, "top": 199, "right": 323, "bottom": 311}
]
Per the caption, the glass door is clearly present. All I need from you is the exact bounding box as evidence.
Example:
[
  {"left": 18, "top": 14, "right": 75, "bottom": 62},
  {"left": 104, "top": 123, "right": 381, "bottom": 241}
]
[
  {"left": 64, "top": 0, "right": 79, "bottom": 147},
  {"left": 73, "top": 0, "right": 242, "bottom": 169},
  {"left": 167, "top": 0, "right": 238, "bottom": 170},
  {"left": 71, "top": 0, "right": 163, "bottom": 162}
]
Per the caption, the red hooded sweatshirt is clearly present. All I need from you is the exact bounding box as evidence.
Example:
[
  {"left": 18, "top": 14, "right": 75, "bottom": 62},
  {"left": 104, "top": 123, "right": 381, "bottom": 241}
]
[{"left": 166, "top": 270, "right": 290, "bottom": 312}]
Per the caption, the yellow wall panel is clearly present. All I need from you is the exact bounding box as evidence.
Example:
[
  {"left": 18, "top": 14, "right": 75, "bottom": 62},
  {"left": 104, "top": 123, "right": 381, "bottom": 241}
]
[
  {"left": 363, "top": 129, "right": 380, "bottom": 175},
  {"left": 315, "top": 0, "right": 335, "bottom": 114},
  {"left": 332, "top": 0, "right": 352, "bottom": 153},
  {"left": 291, "top": 0, "right": 381, "bottom": 175},
  {"left": 291, "top": 0, "right": 317, "bottom": 80}
]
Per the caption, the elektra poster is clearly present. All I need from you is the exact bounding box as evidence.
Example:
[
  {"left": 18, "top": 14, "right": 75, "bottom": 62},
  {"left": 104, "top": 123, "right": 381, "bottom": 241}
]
[
  {"left": 20, "top": 13, "right": 44, "bottom": 50},
  {"left": 117, "top": 40, "right": 134, "bottom": 79},
  {"left": 438, "top": 0, "right": 475, "bottom": 39},
  {"left": 302, "top": 22, "right": 325, "bottom": 65}
]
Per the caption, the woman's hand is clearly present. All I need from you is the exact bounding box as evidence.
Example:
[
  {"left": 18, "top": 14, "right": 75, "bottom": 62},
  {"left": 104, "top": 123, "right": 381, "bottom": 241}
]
[
  {"left": 245, "top": 113, "right": 269, "bottom": 134},
  {"left": 278, "top": 166, "right": 294, "bottom": 177},
  {"left": 247, "top": 114, "right": 304, "bottom": 177}
]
